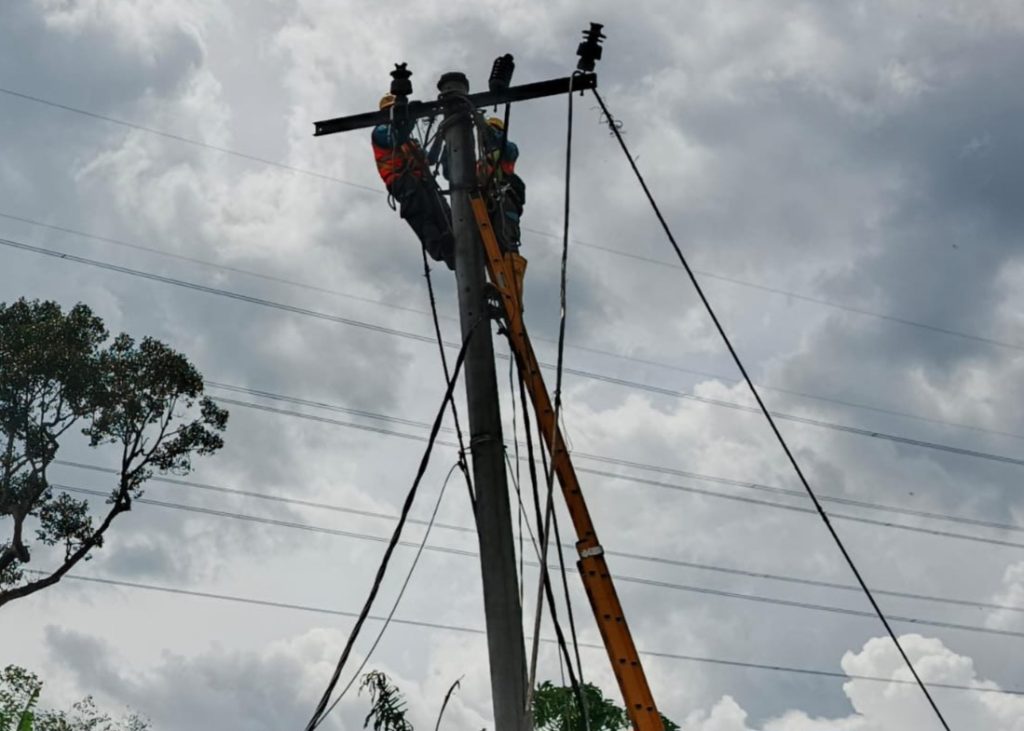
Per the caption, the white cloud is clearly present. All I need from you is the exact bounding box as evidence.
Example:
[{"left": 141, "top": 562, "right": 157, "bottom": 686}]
[
  {"left": 3, "top": 0, "right": 1024, "bottom": 728},
  {"left": 986, "top": 562, "right": 1024, "bottom": 632}
]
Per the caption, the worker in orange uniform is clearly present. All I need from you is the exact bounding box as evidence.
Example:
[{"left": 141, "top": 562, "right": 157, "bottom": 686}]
[
  {"left": 371, "top": 94, "right": 454, "bottom": 269},
  {"left": 479, "top": 116, "right": 528, "bottom": 306}
]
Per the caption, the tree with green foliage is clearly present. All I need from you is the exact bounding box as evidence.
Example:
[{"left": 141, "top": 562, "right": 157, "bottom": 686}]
[
  {"left": 354, "top": 672, "right": 677, "bottom": 731},
  {"left": 0, "top": 665, "right": 149, "bottom": 731},
  {"left": 533, "top": 681, "right": 679, "bottom": 731},
  {"left": 0, "top": 298, "right": 228, "bottom": 608},
  {"left": 360, "top": 671, "right": 414, "bottom": 731}
]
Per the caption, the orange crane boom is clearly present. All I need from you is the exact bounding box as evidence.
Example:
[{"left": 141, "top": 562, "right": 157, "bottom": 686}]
[{"left": 470, "top": 192, "right": 663, "bottom": 731}]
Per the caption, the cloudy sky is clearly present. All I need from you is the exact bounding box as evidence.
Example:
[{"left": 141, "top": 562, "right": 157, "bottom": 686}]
[{"left": 3, "top": 1, "right": 1024, "bottom": 729}]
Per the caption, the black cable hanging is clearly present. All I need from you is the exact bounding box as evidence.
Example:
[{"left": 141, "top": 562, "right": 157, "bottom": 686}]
[
  {"left": 545, "top": 71, "right": 591, "bottom": 729},
  {"left": 420, "top": 245, "right": 476, "bottom": 506},
  {"left": 590, "top": 88, "right": 952, "bottom": 731},
  {"left": 517, "top": 71, "right": 591, "bottom": 729},
  {"left": 514, "top": 353, "right": 589, "bottom": 726},
  {"left": 508, "top": 354, "right": 526, "bottom": 602},
  {"left": 319, "top": 462, "right": 461, "bottom": 718},
  {"left": 304, "top": 318, "right": 482, "bottom": 731}
]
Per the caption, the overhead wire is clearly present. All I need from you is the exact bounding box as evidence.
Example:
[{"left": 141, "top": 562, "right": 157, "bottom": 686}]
[
  {"left": 6, "top": 208, "right": 1022, "bottom": 445},
  {"left": 54, "top": 483, "right": 1024, "bottom": 642},
  {"left": 5, "top": 79, "right": 1016, "bottom": 730},
  {"left": 7, "top": 233, "right": 1024, "bottom": 471},
  {"left": 542, "top": 71, "right": 590, "bottom": 723},
  {"left": 28, "top": 570, "right": 1024, "bottom": 698},
  {"left": 125, "top": 394, "right": 1024, "bottom": 552},
  {"left": 517, "top": 339, "right": 578, "bottom": 712},
  {"left": 304, "top": 317, "right": 479, "bottom": 731},
  {"left": 508, "top": 354, "right": 526, "bottom": 602},
  {"left": 54, "top": 462, "right": 1024, "bottom": 616},
  {"left": 4, "top": 84, "right": 1012, "bottom": 722},
  {"left": 0, "top": 87, "right": 380, "bottom": 193},
  {"left": 321, "top": 462, "right": 461, "bottom": 719},
  {"left": 520, "top": 224, "right": 1024, "bottom": 354},
  {"left": 471, "top": 92, "right": 590, "bottom": 717},
  {"left": 188, "top": 398, "right": 1024, "bottom": 552},
  {"left": 179, "top": 388, "right": 1024, "bottom": 543},
  {"left": 4, "top": 84, "right": 1021, "bottom": 356},
  {"left": 0, "top": 211, "right": 434, "bottom": 319},
  {"left": 419, "top": 244, "right": 475, "bottom": 504},
  {"left": 591, "top": 88, "right": 952, "bottom": 730}
]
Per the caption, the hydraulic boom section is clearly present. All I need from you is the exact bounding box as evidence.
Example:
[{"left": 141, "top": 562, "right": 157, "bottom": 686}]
[{"left": 470, "top": 193, "right": 664, "bottom": 731}]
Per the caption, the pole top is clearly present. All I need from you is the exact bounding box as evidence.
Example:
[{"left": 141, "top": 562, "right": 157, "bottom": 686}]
[{"left": 438, "top": 71, "right": 470, "bottom": 95}]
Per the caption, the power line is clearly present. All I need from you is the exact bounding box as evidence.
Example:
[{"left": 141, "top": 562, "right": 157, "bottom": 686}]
[
  {"left": 323, "top": 462, "right": 461, "bottom": 718},
  {"left": 4, "top": 84, "right": 1020, "bottom": 356},
  {"left": 0, "top": 211, "right": 433, "bottom": 320},
  {"left": 186, "top": 386, "right": 1024, "bottom": 541},
  {"left": 532, "top": 68, "right": 591, "bottom": 718},
  {"left": 548, "top": 363, "right": 1024, "bottom": 469},
  {"left": 6, "top": 207, "right": 1020, "bottom": 444},
  {"left": 6, "top": 234, "right": 1023, "bottom": 470},
  {"left": 417, "top": 245, "right": 475, "bottom": 506},
  {"left": 35, "top": 571, "right": 1024, "bottom": 698},
  {"left": 213, "top": 391, "right": 1024, "bottom": 548},
  {"left": 173, "top": 394, "right": 1024, "bottom": 550},
  {"left": 305, "top": 318, "right": 478, "bottom": 731},
  {"left": 0, "top": 87, "right": 381, "bottom": 193},
  {"left": 592, "top": 88, "right": 950, "bottom": 730},
  {"left": 577, "top": 465, "right": 1024, "bottom": 551},
  {"left": 0, "top": 235, "right": 436, "bottom": 341},
  {"left": 54, "top": 484, "right": 1024, "bottom": 642},
  {"left": 521, "top": 225, "right": 1024, "bottom": 354},
  {"left": 9, "top": 81, "right": 1013, "bottom": 719},
  {"left": 53, "top": 463, "right": 1024, "bottom": 615}
]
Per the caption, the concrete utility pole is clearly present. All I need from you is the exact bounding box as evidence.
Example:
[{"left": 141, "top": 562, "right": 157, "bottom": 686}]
[
  {"left": 438, "top": 71, "right": 530, "bottom": 731},
  {"left": 311, "top": 27, "right": 611, "bottom": 731}
]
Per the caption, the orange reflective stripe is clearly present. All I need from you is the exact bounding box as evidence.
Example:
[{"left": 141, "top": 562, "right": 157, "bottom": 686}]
[{"left": 372, "top": 141, "right": 424, "bottom": 186}]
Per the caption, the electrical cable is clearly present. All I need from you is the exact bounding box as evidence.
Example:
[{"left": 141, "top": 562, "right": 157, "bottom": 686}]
[
  {"left": 27, "top": 570, "right": 1024, "bottom": 697},
  {"left": 55, "top": 462, "right": 1024, "bottom": 616},
  {"left": 4, "top": 84, "right": 1006, "bottom": 726},
  {"left": 520, "top": 224, "right": 1024, "bottom": 354},
  {"left": 137, "top": 392, "right": 1024, "bottom": 551},
  {"left": 0, "top": 87, "right": 381, "bottom": 194},
  {"left": 6, "top": 84, "right": 1022, "bottom": 355},
  {"left": 7, "top": 209, "right": 1022, "bottom": 445},
  {"left": 509, "top": 354, "right": 525, "bottom": 602},
  {"left": 503, "top": 449, "right": 544, "bottom": 562},
  {"left": 519, "top": 349, "right": 560, "bottom": 708},
  {"left": 206, "top": 376, "right": 1024, "bottom": 482},
  {"left": 0, "top": 212, "right": 434, "bottom": 318},
  {"left": 175, "top": 390, "right": 1024, "bottom": 545},
  {"left": 304, "top": 317, "right": 480, "bottom": 731},
  {"left": 545, "top": 72, "right": 590, "bottom": 727},
  {"left": 56, "top": 483, "right": 1024, "bottom": 641},
  {"left": 528, "top": 441, "right": 590, "bottom": 729},
  {"left": 320, "top": 462, "right": 461, "bottom": 719},
  {"left": 7, "top": 233, "right": 1024, "bottom": 470},
  {"left": 188, "top": 395, "right": 1024, "bottom": 550},
  {"left": 420, "top": 245, "right": 475, "bottom": 505},
  {"left": 592, "top": 88, "right": 952, "bottom": 730}
]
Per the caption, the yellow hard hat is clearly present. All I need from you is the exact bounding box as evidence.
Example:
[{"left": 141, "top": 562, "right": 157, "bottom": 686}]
[
  {"left": 486, "top": 116, "right": 505, "bottom": 131},
  {"left": 379, "top": 94, "right": 396, "bottom": 110}
]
